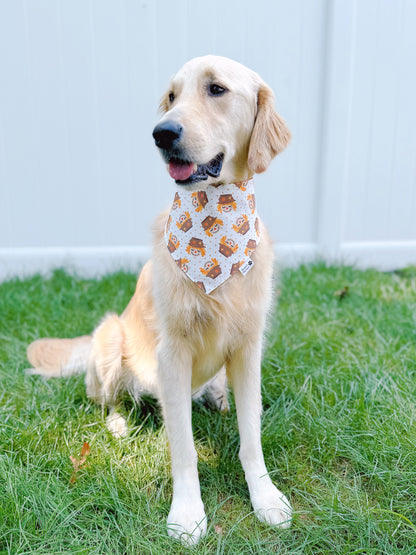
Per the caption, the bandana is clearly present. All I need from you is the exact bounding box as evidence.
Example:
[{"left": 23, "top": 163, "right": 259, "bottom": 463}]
[{"left": 164, "top": 178, "right": 260, "bottom": 294}]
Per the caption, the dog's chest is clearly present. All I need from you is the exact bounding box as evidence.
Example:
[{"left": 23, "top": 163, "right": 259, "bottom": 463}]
[
  {"left": 190, "top": 320, "right": 232, "bottom": 389},
  {"left": 173, "top": 286, "right": 253, "bottom": 389}
]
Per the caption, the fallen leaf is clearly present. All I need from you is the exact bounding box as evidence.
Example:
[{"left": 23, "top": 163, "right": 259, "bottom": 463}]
[
  {"left": 334, "top": 286, "right": 349, "bottom": 300},
  {"left": 78, "top": 442, "right": 90, "bottom": 466},
  {"left": 70, "top": 442, "right": 90, "bottom": 484}
]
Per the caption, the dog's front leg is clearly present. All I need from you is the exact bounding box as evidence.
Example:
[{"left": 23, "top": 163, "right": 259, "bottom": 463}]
[
  {"left": 228, "top": 339, "right": 292, "bottom": 528},
  {"left": 158, "top": 344, "right": 207, "bottom": 545}
]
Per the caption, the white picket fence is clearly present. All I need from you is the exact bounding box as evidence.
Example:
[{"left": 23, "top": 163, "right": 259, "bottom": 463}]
[{"left": 1, "top": 0, "right": 415, "bottom": 280}]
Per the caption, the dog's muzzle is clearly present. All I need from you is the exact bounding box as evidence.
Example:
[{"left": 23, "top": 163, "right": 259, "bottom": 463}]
[{"left": 152, "top": 121, "right": 224, "bottom": 185}]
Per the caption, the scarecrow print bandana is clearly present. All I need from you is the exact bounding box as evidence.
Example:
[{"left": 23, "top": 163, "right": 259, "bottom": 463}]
[{"left": 164, "top": 178, "right": 260, "bottom": 294}]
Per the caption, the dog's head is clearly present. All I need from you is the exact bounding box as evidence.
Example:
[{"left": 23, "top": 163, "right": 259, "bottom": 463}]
[{"left": 153, "top": 55, "right": 291, "bottom": 189}]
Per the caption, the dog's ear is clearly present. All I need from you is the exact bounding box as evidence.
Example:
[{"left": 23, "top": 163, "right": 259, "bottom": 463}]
[
  {"left": 159, "top": 91, "right": 170, "bottom": 113},
  {"left": 248, "top": 84, "right": 291, "bottom": 174}
]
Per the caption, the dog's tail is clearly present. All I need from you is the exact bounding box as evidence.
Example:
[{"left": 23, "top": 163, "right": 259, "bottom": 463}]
[{"left": 27, "top": 336, "right": 92, "bottom": 377}]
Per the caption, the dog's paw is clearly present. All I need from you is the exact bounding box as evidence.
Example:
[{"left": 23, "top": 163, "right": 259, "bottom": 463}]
[
  {"left": 106, "top": 411, "right": 128, "bottom": 438},
  {"left": 167, "top": 498, "right": 207, "bottom": 545},
  {"left": 215, "top": 392, "right": 230, "bottom": 413},
  {"left": 251, "top": 484, "right": 292, "bottom": 528},
  {"left": 194, "top": 367, "right": 229, "bottom": 413}
]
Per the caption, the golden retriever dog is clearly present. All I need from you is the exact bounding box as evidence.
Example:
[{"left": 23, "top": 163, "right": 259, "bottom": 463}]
[{"left": 27, "top": 55, "right": 292, "bottom": 545}]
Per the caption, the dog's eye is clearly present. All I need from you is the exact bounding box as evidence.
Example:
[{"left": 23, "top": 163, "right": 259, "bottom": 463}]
[
  {"left": 169, "top": 92, "right": 175, "bottom": 103},
  {"left": 209, "top": 84, "right": 227, "bottom": 97}
]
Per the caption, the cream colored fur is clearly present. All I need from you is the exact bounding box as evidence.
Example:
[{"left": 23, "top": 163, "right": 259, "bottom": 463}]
[{"left": 27, "top": 55, "right": 292, "bottom": 545}]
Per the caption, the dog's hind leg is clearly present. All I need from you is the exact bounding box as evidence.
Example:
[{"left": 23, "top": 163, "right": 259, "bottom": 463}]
[{"left": 86, "top": 314, "right": 129, "bottom": 438}]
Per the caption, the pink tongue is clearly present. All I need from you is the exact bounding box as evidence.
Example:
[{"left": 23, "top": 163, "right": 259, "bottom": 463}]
[{"left": 169, "top": 161, "right": 195, "bottom": 181}]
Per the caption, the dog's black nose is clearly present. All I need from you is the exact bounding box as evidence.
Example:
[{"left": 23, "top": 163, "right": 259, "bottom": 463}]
[{"left": 152, "top": 121, "right": 183, "bottom": 150}]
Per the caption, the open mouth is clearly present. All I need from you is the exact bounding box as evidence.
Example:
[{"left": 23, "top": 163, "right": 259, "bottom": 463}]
[{"left": 168, "top": 153, "right": 224, "bottom": 185}]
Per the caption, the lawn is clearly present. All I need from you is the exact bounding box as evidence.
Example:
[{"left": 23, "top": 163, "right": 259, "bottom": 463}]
[{"left": 1, "top": 263, "right": 416, "bottom": 554}]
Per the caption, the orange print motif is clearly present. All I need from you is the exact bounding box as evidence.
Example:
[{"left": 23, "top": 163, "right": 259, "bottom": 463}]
[
  {"left": 234, "top": 180, "right": 248, "bottom": 192},
  {"left": 186, "top": 237, "right": 206, "bottom": 257},
  {"left": 245, "top": 239, "right": 257, "bottom": 257},
  {"left": 167, "top": 232, "right": 180, "bottom": 253},
  {"left": 196, "top": 281, "right": 206, "bottom": 292},
  {"left": 217, "top": 194, "right": 237, "bottom": 214},
  {"left": 219, "top": 236, "right": 239, "bottom": 257},
  {"left": 247, "top": 193, "right": 256, "bottom": 214},
  {"left": 191, "top": 191, "right": 208, "bottom": 212},
  {"left": 200, "top": 258, "right": 222, "bottom": 279},
  {"left": 175, "top": 258, "right": 190, "bottom": 272},
  {"left": 176, "top": 212, "right": 193, "bottom": 232},
  {"left": 230, "top": 260, "right": 244, "bottom": 275},
  {"left": 201, "top": 215, "right": 223, "bottom": 237},
  {"left": 172, "top": 192, "right": 181, "bottom": 210},
  {"left": 233, "top": 214, "right": 250, "bottom": 235}
]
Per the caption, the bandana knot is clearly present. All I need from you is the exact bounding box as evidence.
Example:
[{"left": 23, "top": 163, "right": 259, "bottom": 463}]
[{"left": 164, "top": 178, "right": 260, "bottom": 294}]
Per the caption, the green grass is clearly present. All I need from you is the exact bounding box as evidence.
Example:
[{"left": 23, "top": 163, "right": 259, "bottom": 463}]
[{"left": 1, "top": 264, "right": 416, "bottom": 554}]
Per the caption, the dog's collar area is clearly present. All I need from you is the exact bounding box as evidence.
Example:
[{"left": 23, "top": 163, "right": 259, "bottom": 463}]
[
  {"left": 164, "top": 178, "right": 260, "bottom": 294},
  {"left": 173, "top": 153, "right": 224, "bottom": 185}
]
